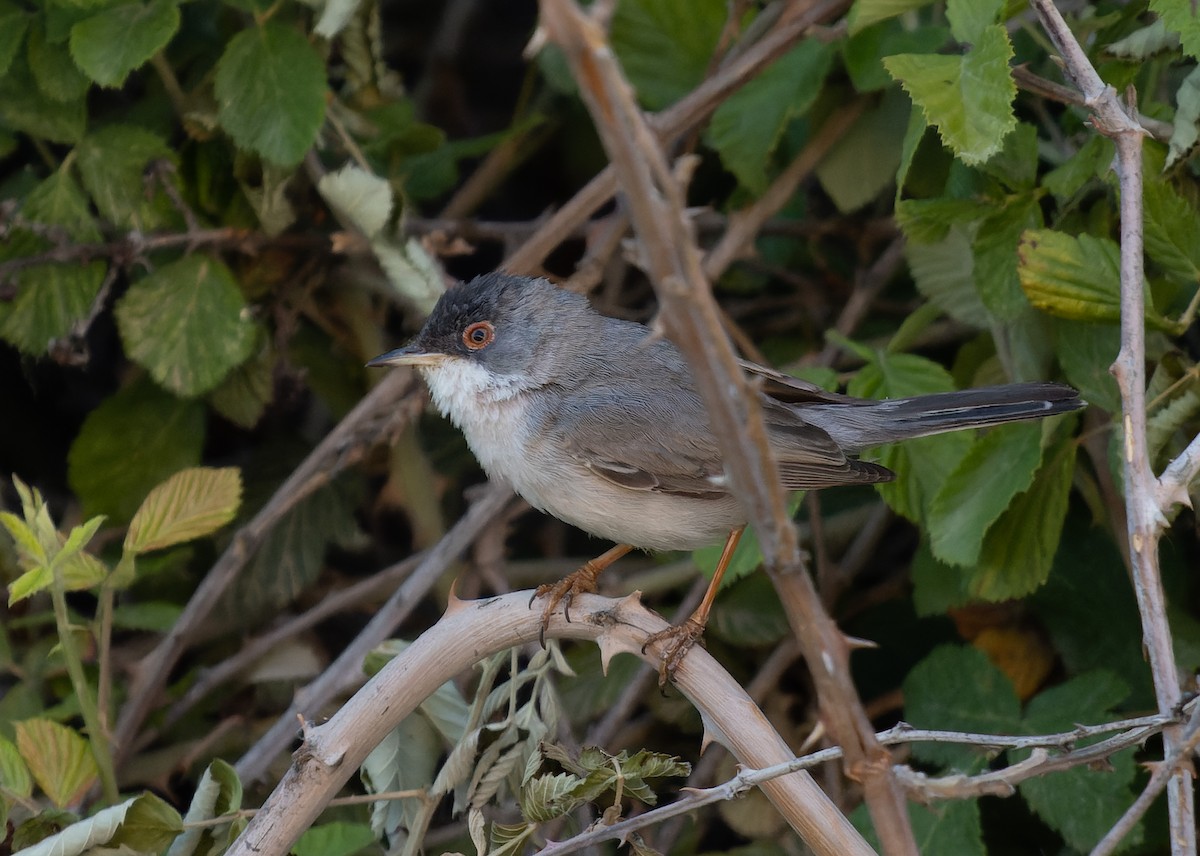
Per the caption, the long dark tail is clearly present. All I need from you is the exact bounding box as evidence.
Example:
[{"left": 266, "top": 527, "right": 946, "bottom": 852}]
[{"left": 799, "top": 382, "right": 1084, "bottom": 451}]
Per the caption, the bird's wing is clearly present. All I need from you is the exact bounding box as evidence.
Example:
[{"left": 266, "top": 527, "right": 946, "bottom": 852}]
[{"left": 548, "top": 386, "right": 893, "bottom": 497}]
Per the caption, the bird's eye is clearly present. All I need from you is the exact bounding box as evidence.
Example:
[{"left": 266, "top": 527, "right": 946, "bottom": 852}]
[{"left": 462, "top": 321, "right": 495, "bottom": 350}]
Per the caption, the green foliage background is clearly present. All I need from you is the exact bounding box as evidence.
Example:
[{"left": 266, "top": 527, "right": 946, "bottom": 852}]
[{"left": 1, "top": 0, "right": 1199, "bottom": 853}]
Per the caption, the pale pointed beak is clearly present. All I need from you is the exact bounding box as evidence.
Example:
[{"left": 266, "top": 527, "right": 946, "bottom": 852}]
[{"left": 367, "top": 345, "right": 449, "bottom": 368}]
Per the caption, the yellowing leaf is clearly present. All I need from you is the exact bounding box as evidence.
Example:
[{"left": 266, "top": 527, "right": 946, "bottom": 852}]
[
  {"left": 14, "top": 718, "right": 98, "bottom": 808},
  {"left": 125, "top": 467, "right": 242, "bottom": 554}
]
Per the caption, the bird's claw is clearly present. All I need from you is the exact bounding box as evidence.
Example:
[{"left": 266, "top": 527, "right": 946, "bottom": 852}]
[
  {"left": 641, "top": 617, "right": 707, "bottom": 686},
  {"left": 529, "top": 563, "right": 603, "bottom": 647}
]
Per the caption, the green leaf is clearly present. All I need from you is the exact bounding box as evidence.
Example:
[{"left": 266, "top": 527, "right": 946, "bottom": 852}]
[
  {"left": 8, "top": 565, "right": 52, "bottom": 605},
  {"left": 895, "top": 198, "right": 993, "bottom": 244},
  {"left": 905, "top": 224, "right": 991, "bottom": 328},
  {"left": 849, "top": 353, "right": 974, "bottom": 521},
  {"left": 28, "top": 26, "right": 90, "bottom": 102},
  {"left": 1017, "top": 672, "right": 1139, "bottom": 852},
  {"left": 0, "top": 735, "right": 33, "bottom": 799},
  {"left": 902, "top": 644, "right": 1020, "bottom": 770},
  {"left": 220, "top": 477, "right": 361, "bottom": 616},
  {"left": 521, "top": 772, "right": 584, "bottom": 822},
  {"left": 1143, "top": 176, "right": 1200, "bottom": 283},
  {"left": 847, "top": 0, "right": 935, "bottom": 35},
  {"left": 169, "top": 759, "right": 243, "bottom": 856},
  {"left": 1107, "top": 18, "right": 1180, "bottom": 59},
  {"left": 116, "top": 255, "right": 258, "bottom": 397},
  {"left": 124, "top": 467, "right": 242, "bottom": 555},
  {"left": 884, "top": 25, "right": 1016, "bottom": 165},
  {"left": 708, "top": 40, "right": 834, "bottom": 195},
  {"left": 973, "top": 195, "right": 1039, "bottom": 321},
  {"left": 293, "top": 822, "right": 377, "bottom": 856},
  {"left": 610, "top": 0, "right": 725, "bottom": 110},
  {"left": 709, "top": 573, "right": 790, "bottom": 646},
  {"left": 815, "top": 87, "right": 908, "bottom": 212},
  {"left": 966, "top": 438, "right": 1076, "bottom": 600},
  {"left": 68, "top": 0, "right": 179, "bottom": 88},
  {"left": 946, "top": 0, "right": 1003, "bottom": 45},
  {"left": 911, "top": 800, "right": 985, "bottom": 856},
  {"left": 1167, "top": 65, "right": 1200, "bottom": 168},
  {"left": 0, "top": 55, "right": 86, "bottom": 143},
  {"left": 111, "top": 601, "right": 182, "bottom": 631},
  {"left": 17, "top": 793, "right": 181, "bottom": 856},
  {"left": 214, "top": 22, "right": 327, "bottom": 166},
  {"left": 1054, "top": 319, "right": 1121, "bottom": 414},
  {"left": 208, "top": 338, "right": 274, "bottom": 428},
  {"left": 1152, "top": 0, "right": 1200, "bottom": 60},
  {"left": 14, "top": 719, "right": 97, "bottom": 808},
  {"left": 68, "top": 377, "right": 206, "bottom": 522},
  {"left": 0, "top": 170, "right": 105, "bottom": 354},
  {"left": 0, "top": 1, "right": 30, "bottom": 78},
  {"left": 1018, "top": 229, "right": 1121, "bottom": 323},
  {"left": 843, "top": 21, "right": 950, "bottom": 93},
  {"left": 317, "top": 162, "right": 394, "bottom": 239},
  {"left": 927, "top": 423, "right": 1044, "bottom": 567},
  {"left": 76, "top": 124, "right": 177, "bottom": 229},
  {"left": 1043, "top": 134, "right": 1112, "bottom": 200}
]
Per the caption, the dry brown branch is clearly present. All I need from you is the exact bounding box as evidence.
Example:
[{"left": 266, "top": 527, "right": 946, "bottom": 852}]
[
  {"left": 1029, "top": 2, "right": 1196, "bottom": 853},
  {"left": 224, "top": 592, "right": 875, "bottom": 856},
  {"left": 536, "top": 1, "right": 915, "bottom": 853}
]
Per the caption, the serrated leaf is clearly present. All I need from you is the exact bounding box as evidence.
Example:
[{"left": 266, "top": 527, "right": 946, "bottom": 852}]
[
  {"left": 966, "top": 439, "right": 1076, "bottom": 600},
  {"left": 318, "top": 162, "right": 393, "bottom": 239},
  {"left": 523, "top": 768, "right": 583, "bottom": 821},
  {"left": 208, "top": 338, "right": 274, "bottom": 428},
  {"left": 1018, "top": 229, "right": 1122, "bottom": 322},
  {"left": 609, "top": 0, "right": 725, "bottom": 110},
  {"left": 125, "top": 467, "right": 242, "bottom": 554},
  {"left": 1043, "top": 134, "right": 1113, "bottom": 200},
  {"left": 815, "top": 87, "right": 908, "bottom": 212},
  {"left": 76, "top": 125, "right": 177, "bottom": 229},
  {"left": 1, "top": 170, "right": 105, "bottom": 354},
  {"left": 903, "top": 645, "right": 1020, "bottom": 770},
  {"left": 221, "top": 476, "right": 361, "bottom": 617},
  {"left": 1, "top": 510, "right": 48, "bottom": 565},
  {"left": 68, "top": 0, "right": 179, "bottom": 88},
  {"left": 0, "top": 55, "right": 86, "bottom": 143},
  {"left": 973, "top": 195, "right": 1039, "bottom": 321},
  {"left": 847, "top": 0, "right": 935, "bottom": 34},
  {"left": 708, "top": 40, "right": 833, "bottom": 195},
  {"left": 17, "top": 793, "right": 181, "bottom": 856},
  {"left": 1054, "top": 319, "right": 1121, "bottom": 414},
  {"left": 1168, "top": 66, "right": 1200, "bottom": 167},
  {"left": 905, "top": 224, "right": 991, "bottom": 328},
  {"left": 1016, "top": 672, "right": 1139, "bottom": 852},
  {"left": 844, "top": 20, "right": 950, "bottom": 93},
  {"left": 68, "top": 377, "right": 206, "bottom": 522},
  {"left": 8, "top": 565, "right": 52, "bottom": 605},
  {"left": 1143, "top": 176, "right": 1200, "bottom": 282},
  {"left": 14, "top": 718, "right": 97, "bottom": 807},
  {"left": 848, "top": 353, "right": 974, "bottom": 521},
  {"left": 361, "top": 715, "right": 438, "bottom": 845},
  {"left": 214, "top": 23, "right": 327, "bottom": 166},
  {"left": 116, "top": 255, "right": 258, "bottom": 397},
  {"left": 488, "top": 821, "right": 535, "bottom": 856},
  {"left": 1147, "top": 384, "right": 1200, "bottom": 462},
  {"left": 0, "top": 734, "right": 33, "bottom": 798},
  {"left": 910, "top": 800, "right": 985, "bottom": 856},
  {"left": 927, "top": 423, "right": 1044, "bottom": 567},
  {"left": 884, "top": 25, "right": 1016, "bottom": 165},
  {"left": 0, "top": 1, "right": 29, "bottom": 77},
  {"left": 28, "top": 25, "right": 90, "bottom": 101},
  {"left": 895, "top": 198, "right": 993, "bottom": 244},
  {"left": 1152, "top": 0, "right": 1200, "bottom": 60},
  {"left": 946, "top": 0, "right": 1003, "bottom": 45}
]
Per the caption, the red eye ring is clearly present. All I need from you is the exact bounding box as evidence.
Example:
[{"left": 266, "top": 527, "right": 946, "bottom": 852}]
[{"left": 462, "top": 320, "right": 495, "bottom": 350}]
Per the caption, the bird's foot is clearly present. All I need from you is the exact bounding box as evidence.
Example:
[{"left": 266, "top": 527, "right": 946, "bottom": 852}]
[
  {"left": 641, "top": 616, "right": 707, "bottom": 686},
  {"left": 529, "top": 560, "right": 604, "bottom": 646}
]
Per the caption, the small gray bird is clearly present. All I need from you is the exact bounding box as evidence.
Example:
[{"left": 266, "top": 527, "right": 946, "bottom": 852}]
[{"left": 371, "top": 272, "right": 1083, "bottom": 680}]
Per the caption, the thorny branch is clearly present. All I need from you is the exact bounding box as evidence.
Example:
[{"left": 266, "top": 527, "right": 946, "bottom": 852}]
[
  {"left": 1029, "top": 2, "right": 1197, "bottom": 854},
  {"left": 536, "top": 2, "right": 917, "bottom": 855}
]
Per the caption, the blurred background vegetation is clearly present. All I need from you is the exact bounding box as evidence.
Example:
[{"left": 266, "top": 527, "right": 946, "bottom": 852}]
[{"left": 3, "top": 0, "right": 1200, "bottom": 853}]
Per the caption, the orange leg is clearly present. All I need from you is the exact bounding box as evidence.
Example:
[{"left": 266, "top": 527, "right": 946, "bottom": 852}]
[
  {"left": 532, "top": 543, "right": 634, "bottom": 645},
  {"left": 641, "top": 526, "right": 745, "bottom": 685}
]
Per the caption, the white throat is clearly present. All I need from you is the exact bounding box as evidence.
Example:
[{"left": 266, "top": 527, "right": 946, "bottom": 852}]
[{"left": 420, "top": 359, "right": 532, "bottom": 482}]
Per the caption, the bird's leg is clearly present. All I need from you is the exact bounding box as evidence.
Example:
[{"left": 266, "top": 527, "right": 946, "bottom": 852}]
[
  {"left": 642, "top": 526, "right": 745, "bottom": 686},
  {"left": 532, "top": 543, "right": 634, "bottom": 645}
]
